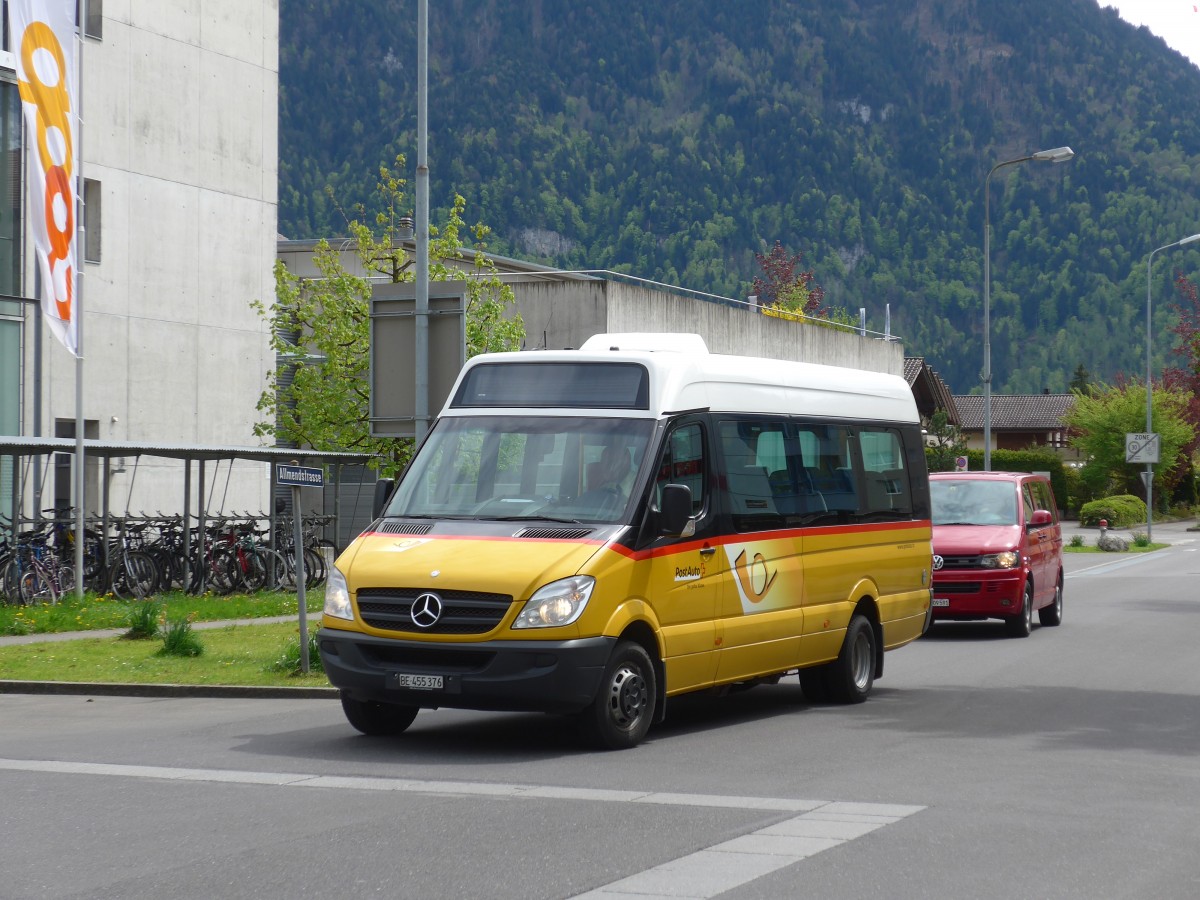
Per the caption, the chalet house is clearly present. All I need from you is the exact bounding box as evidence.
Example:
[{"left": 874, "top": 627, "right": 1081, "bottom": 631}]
[{"left": 953, "top": 393, "right": 1080, "bottom": 461}]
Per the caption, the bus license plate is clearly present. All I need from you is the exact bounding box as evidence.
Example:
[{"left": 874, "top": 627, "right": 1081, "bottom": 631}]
[
  {"left": 931, "top": 598, "right": 950, "bottom": 607},
  {"left": 391, "top": 673, "right": 443, "bottom": 690}
]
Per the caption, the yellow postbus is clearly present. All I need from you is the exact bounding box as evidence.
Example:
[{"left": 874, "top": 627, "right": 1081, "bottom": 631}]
[{"left": 318, "top": 333, "right": 933, "bottom": 748}]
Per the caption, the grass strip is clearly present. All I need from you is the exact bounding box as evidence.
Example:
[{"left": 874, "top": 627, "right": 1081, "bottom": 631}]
[{"left": 0, "top": 621, "right": 331, "bottom": 687}]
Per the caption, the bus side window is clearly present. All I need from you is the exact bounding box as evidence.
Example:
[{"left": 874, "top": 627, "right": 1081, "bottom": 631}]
[
  {"left": 656, "top": 423, "right": 705, "bottom": 516},
  {"left": 857, "top": 428, "right": 911, "bottom": 516},
  {"left": 718, "top": 418, "right": 785, "bottom": 532}
]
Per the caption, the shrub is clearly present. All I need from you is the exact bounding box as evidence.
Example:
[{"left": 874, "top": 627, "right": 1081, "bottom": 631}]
[
  {"left": 1069, "top": 534, "right": 1084, "bottom": 548},
  {"left": 269, "top": 631, "right": 324, "bottom": 675},
  {"left": 1079, "top": 494, "right": 1147, "bottom": 528},
  {"left": 157, "top": 615, "right": 203, "bottom": 657},
  {"left": 1131, "top": 531, "right": 1150, "bottom": 548},
  {"left": 123, "top": 600, "right": 161, "bottom": 639}
]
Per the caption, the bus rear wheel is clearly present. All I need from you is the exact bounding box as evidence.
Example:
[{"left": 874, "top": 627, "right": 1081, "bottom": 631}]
[{"left": 802, "top": 614, "right": 876, "bottom": 704}]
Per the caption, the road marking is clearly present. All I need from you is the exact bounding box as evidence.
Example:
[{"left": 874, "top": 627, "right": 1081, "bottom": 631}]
[{"left": 0, "top": 756, "right": 923, "bottom": 898}]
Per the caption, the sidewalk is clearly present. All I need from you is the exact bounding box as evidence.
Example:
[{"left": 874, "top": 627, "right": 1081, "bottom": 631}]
[
  {"left": 0, "top": 614, "right": 300, "bottom": 648},
  {"left": 1060, "top": 516, "right": 1198, "bottom": 547}
]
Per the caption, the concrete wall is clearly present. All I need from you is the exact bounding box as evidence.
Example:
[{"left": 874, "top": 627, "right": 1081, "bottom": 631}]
[
  {"left": 513, "top": 280, "right": 904, "bottom": 375},
  {"left": 20, "top": 1, "right": 280, "bottom": 518}
]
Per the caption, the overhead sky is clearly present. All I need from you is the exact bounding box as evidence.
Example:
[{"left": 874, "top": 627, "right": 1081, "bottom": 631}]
[{"left": 1104, "top": 1, "right": 1200, "bottom": 68}]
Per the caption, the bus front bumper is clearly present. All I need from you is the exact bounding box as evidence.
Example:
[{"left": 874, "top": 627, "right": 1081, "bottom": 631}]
[{"left": 317, "top": 627, "right": 615, "bottom": 714}]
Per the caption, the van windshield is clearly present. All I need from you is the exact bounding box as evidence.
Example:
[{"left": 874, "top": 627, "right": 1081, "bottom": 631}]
[
  {"left": 931, "top": 480, "right": 1017, "bottom": 526},
  {"left": 384, "top": 416, "right": 655, "bottom": 523}
]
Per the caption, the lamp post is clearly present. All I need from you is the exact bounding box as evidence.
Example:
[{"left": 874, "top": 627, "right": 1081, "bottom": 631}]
[
  {"left": 1144, "top": 233, "right": 1200, "bottom": 542},
  {"left": 983, "top": 146, "right": 1075, "bottom": 471}
]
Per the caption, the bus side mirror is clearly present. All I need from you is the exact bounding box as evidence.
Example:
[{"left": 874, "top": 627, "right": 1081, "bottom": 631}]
[
  {"left": 659, "top": 484, "right": 693, "bottom": 536},
  {"left": 373, "top": 478, "right": 396, "bottom": 519}
]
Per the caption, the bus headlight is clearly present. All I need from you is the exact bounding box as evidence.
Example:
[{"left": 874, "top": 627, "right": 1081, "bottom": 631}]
[
  {"left": 981, "top": 551, "right": 1020, "bottom": 569},
  {"left": 513, "top": 576, "right": 595, "bottom": 628},
  {"left": 324, "top": 566, "right": 354, "bottom": 620}
]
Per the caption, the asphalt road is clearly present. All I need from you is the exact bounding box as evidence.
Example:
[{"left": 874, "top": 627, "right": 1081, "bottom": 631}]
[{"left": 2, "top": 521, "right": 1198, "bottom": 899}]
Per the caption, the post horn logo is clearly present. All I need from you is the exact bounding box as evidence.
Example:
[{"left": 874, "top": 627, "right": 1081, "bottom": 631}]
[{"left": 732, "top": 549, "right": 778, "bottom": 605}]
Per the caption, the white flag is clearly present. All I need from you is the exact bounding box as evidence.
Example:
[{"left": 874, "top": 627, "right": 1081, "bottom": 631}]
[{"left": 8, "top": 0, "right": 79, "bottom": 356}]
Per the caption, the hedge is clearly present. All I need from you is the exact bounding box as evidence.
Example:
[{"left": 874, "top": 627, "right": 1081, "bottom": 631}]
[{"left": 1078, "top": 494, "right": 1147, "bottom": 528}]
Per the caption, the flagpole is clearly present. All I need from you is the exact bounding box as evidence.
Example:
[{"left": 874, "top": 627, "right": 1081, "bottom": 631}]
[{"left": 73, "top": 0, "right": 86, "bottom": 598}]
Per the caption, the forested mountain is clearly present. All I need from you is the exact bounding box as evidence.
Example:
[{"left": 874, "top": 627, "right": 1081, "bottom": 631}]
[{"left": 278, "top": 0, "right": 1200, "bottom": 395}]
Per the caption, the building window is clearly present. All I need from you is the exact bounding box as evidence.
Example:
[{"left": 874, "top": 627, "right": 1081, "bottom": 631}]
[
  {"left": 77, "top": 0, "right": 102, "bottom": 39},
  {"left": 84, "top": 178, "right": 100, "bottom": 263}
]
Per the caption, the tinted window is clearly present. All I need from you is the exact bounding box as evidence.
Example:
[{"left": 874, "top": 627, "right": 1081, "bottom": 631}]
[
  {"left": 453, "top": 362, "right": 649, "bottom": 409},
  {"left": 655, "top": 423, "right": 706, "bottom": 516},
  {"left": 717, "top": 418, "right": 861, "bottom": 530},
  {"left": 857, "top": 428, "right": 912, "bottom": 518}
]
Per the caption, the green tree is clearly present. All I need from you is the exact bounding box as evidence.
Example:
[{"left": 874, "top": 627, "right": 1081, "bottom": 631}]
[
  {"left": 923, "top": 409, "right": 968, "bottom": 472},
  {"left": 1063, "top": 383, "right": 1194, "bottom": 508},
  {"left": 1068, "top": 363, "right": 1092, "bottom": 397},
  {"left": 253, "top": 158, "right": 525, "bottom": 477}
]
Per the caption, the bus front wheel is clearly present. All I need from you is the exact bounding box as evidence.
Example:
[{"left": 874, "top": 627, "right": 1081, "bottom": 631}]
[{"left": 580, "top": 641, "right": 656, "bottom": 750}]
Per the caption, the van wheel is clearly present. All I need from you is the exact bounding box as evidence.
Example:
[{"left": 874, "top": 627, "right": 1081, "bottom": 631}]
[
  {"left": 580, "top": 641, "right": 656, "bottom": 750},
  {"left": 1039, "top": 574, "right": 1063, "bottom": 627},
  {"left": 826, "top": 614, "right": 876, "bottom": 704},
  {"left": 1005, "top": 583, "right": 1034, "bottom": 638},
  {"left": 340, "top": 694, "right": 419, "bottom": 736}
]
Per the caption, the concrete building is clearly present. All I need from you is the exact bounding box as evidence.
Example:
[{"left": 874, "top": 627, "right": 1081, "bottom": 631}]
[
  {"left": 277, "top": 238, "right": 905, "bottom": 386},
  {"left": 1, "top": 1, "right": 279, "bottom": 521}
]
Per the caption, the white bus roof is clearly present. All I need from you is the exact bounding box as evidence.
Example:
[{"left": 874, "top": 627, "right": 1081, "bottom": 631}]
[{"left": 443, "top": 333, "right": 918, "bottom": 424}]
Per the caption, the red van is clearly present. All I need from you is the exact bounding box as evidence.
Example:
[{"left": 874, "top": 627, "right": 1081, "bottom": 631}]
[{"left": 929, "top": 472, "right": 1063, "bottom": 637}]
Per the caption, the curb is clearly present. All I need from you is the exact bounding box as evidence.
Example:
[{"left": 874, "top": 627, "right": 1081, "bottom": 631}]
[{"left": 0, "top": 679, "right": 338, "bottom": 699}]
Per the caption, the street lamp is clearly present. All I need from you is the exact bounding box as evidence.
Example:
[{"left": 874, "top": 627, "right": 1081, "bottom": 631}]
[
  {"left": 1144, "top": 233, "right": 1200, "bottom": 542},
  {"left": 983, "top": 146, "right": 1075, "bottom": 471}
]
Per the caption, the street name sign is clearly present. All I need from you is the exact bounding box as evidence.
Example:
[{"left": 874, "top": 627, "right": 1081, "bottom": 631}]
[{"left": 277, "top": 465, "right": 325, "bottom": 488}]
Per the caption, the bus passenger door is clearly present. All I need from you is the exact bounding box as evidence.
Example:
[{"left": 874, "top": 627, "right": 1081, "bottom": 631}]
[{"left": 636, "top": 419, "right": 723, "bottom": 693}]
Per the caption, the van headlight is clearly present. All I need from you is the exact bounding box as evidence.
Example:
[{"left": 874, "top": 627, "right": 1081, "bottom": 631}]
[
  {"left": 324, "top": 566, "right": 354, "bottom": 620},
  {"left": 512, "top": 576, "right": 595, "bottom": 628},
  {"left": 981, "top": 551, "right": 1020, "bottom": 569}
]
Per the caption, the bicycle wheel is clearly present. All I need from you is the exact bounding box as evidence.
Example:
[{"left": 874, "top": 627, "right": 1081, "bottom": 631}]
[
  {"left": 108, "top": 550, "right": 159, "bottom": 600},
  {"left": 19, "top": 568, "right": 58, "bottom": 605},
  {"left": 303, "top": 547, "right": 324, "bottom": 590},
  {"left": 254, "top": 548, "right": 289, "bottom": 592},
  {"left": 238, "top": 548, "right": 269, "bottom": 593}
]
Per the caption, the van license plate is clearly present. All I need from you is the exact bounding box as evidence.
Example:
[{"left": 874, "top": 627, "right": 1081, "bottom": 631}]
[
  {"left": 391, "top": 673, "right": 443, "bottom": 690},
  {"left": 931, "top": 598, "right": 950, "bottom": 607}
]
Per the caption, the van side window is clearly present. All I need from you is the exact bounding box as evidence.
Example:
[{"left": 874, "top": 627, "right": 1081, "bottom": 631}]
[
  {"left": 797, "top": 424, "right": 859, "bottom": 517},
  {"left": 656, "top": 423, "right": 706, "bottom": 516},
  {"left": 857, "top": 428, "right": 912, "bottom": 518},
  {"left": 717, "top": 419, "right": 786, "bottom": 532},
  {"left": 1022, "top": 484, "right": 1036, "bottom": 522},
  {"left": 1032, "top": 481, "right": 1057, "bottom": 521}
]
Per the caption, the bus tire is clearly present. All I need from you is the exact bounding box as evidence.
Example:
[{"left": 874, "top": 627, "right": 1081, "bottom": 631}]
[
  {"left": 827, "top": 613, "right": 876, "bottom": 704},
  {"left": 340, "top": 694, "right": 419, "bottom": 736},
  {"left": 580, "top": 641, "right": 656, "bottom": 750}
]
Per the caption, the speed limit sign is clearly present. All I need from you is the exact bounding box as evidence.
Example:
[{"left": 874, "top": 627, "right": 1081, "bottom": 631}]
[{"left": 1126, "top": 433, "right": 1160, "bottom": 464}]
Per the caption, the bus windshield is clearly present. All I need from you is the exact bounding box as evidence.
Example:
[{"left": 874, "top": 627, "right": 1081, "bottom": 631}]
[{"left": 385, "top": 416, "right": 655, "bottom": 523}]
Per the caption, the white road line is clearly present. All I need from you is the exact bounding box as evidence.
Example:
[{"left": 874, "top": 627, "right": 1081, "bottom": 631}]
[{"left": 0, "top": 757, "right": 924, "bottom": 899}]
